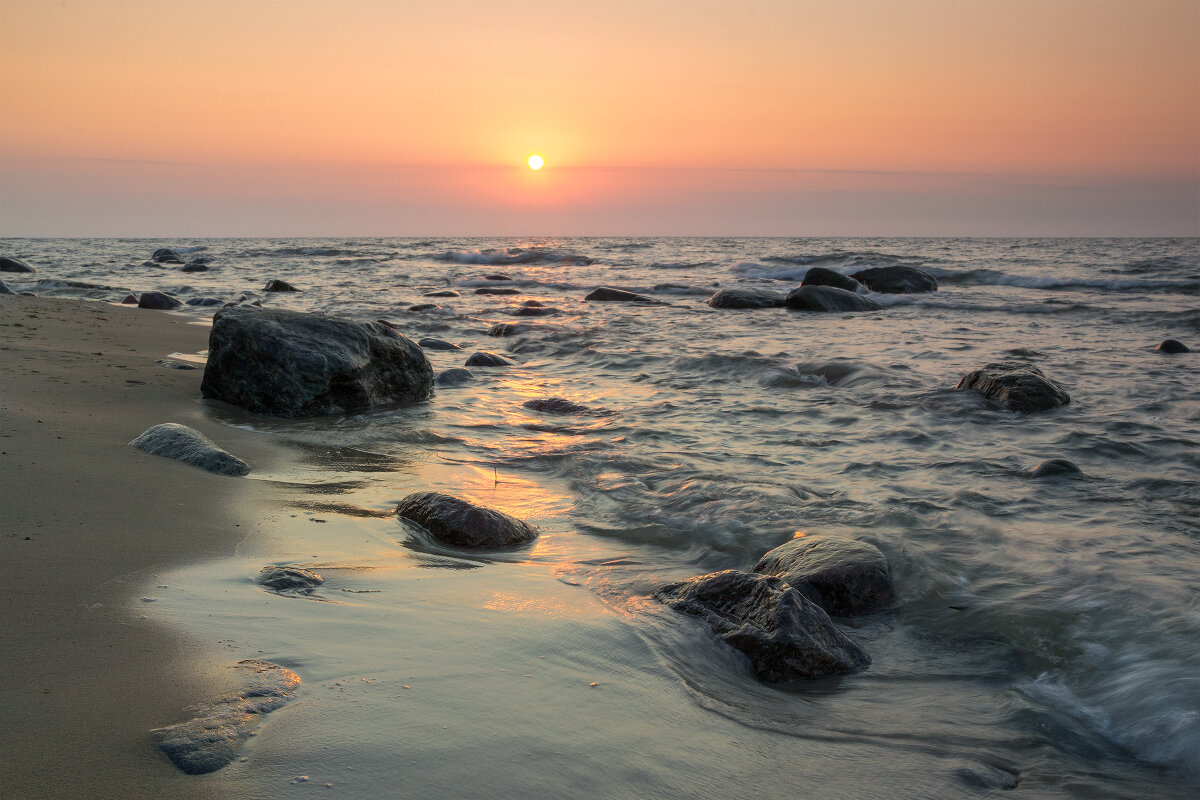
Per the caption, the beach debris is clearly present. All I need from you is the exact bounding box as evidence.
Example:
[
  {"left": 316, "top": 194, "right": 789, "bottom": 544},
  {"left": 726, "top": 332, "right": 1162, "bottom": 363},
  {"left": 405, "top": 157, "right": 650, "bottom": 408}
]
[
  {"left": 396, "top": 491, "right": 538, "bottom": 547},
  {"left": 464, "top": 351, "right": 514, "bottom": 367},
  {"left": 0, "top": 256, "right": 37, "bottom": 273},
  {"left": 1156, "top": 339, "right": 1190, "bottom": 354},
  {"left": 801, "top": 266, "right": 865, "bottom": 293},
  {"left": 263, "top": 279, "right": 300, "bottom": 292},
  {"left": 418, "top": 337, "right": 462, "bottom": 351},
  {"left": 137, "top": 290, "right": 184, "bottom": 310},
  {"left": 1028, "top": 458, "right": 1083, "bottom": 479},
  {"left": 258, "top": 566, "right": 324, "bottom": 593},
  {"left": 705, "top": 288, "right": 786, "bottom": 309},
  {"left": 151, "top": 660, "right": 300, "bottom": 775},
  {"left": 475, "top": 286, "right": 522, "bottom": 296},
  {"left": 784, "top": 285, "right": 883, "bottom": 313},
  {"left": 956, "top": 361, "right": 1071, "bottom": 413},
  {"left": 654, "top": 570, "right": 870, "bottom": 682},
  {"left": 850, "top": 265, "right": 938, "bottom": 293},
  {"left": 150, "top": 248, "right": 186, "bottom": 264},
  {"left": 584, "top": 286, "right": 663, "bottom": 304},
  {"left": 435, "top": 367, "right": 474, "bottom": 386},
  {"left": 201, "top": 307, "right": 434, "bottom": 417},
  {"left": 129, "top": 423, "right": 251, "bottom": 476},
  {"left": 753, "top": 536, "right": 894, "bottom": 616},
  {"left": 423, "top": 289, "right": 460, "bottom": 298},
  {"left": 522, "top": 397, "right": 595, "bottom": 416}
]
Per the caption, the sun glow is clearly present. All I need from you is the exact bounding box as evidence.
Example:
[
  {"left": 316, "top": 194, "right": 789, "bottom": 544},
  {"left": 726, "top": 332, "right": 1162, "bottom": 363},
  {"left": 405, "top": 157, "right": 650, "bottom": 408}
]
[{"left": 527, "top": 154, "right": 544, "bottom": 171}]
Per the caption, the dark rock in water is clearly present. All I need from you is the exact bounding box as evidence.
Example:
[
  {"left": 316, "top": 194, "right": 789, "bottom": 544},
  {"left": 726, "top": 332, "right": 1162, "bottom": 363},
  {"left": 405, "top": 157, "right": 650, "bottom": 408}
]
[
  {"left": 150, "top": 248, "right": 185, "bottom": 264},
  {"left": 155, "top": 359, "right": 198, "bottom": 371},
  {"left": 201, "top": 306, "right": 434, "bottom": 417},
  {"left": 419, "top": 337, "right": 462, "bottom": 351},
  {"left": 522, "top": 300, "right": 543, "bottom": 307},
  {"left": 511, "top": 305, "right": 559, "bottom": 317},
  {"left": 407, "top": 303, "right": 451, "bottom": 313},
  {"left": 802, "top": 267, "right": 864, "bottom": 293},
  {"left": 137, "top": 291, "right": 183, "bottom": 310},
  {"left": 653, "top": 570, "right": 870, "bottom": 682},
  {"left": 585, "top": 286, "right": 660, "bottom": 303},
  {"left": 849, "top": 265, "right": 938, "bottom": 294},
  {"left": 475, "top": 287, "right": 522, "bottom": 296},
  {"left": 424, "top": 289, "right": 460, "bottom": 298},
  {"left": 753, "top": 536, "right": 893, "bottom": 616},
  {"left": 186, "top": 297, "right": 224, "bottom": 307},
  {"left": 488, "top": 323, "right": 530, "bottom": 337},
  {"left": 706, "top": 288, "right": 786, "bottom": 309},
  {"left": 1157, "top": 339, "right": 1190, "bottom": 354},
  {"left": 263, "top": 279, "right": 299, "bottom": 292},
  {"left": 151, "top": 660, "right": 300, "bottom": 775},
  {"left": 785, "top": 285, "right": 883, "bottom": 313},
  {"left": 395, "top": 491, "right": 538, "bottom": 547},
  {"left": 1028, "top": 458, "right": 1083, "bottom": 479},
  {"left": 0, "top": 256, "right": 36, "bottom": 273},
  {"left": 465, "top": 351, "right": 513, "bottom": 367},
  {"left": 483, "top": 273, "right": 512, "bottom": 281},
  {"left": 436, "top": 367, "right": 474, "bottom": 386},
  {"left": 0, "top": 279, "right": 13, "bottom": 294},
  {"left": 181, "top": 262, "right": 210, "bottom": 273},
  {"left": 956, "top": 361, "right": 1070, "bottom": 414},
  {"left": 187, "top": 254, "right": 215, "bottom": 266},
  {"left": 523, "top": 397, "right": 593, "bottom": 415},
  {"left": 128, "top": 423, "right": 250, "bottom": 476},
  {"left": 258, "top": 566, "right": 324, "bottom": 592}
]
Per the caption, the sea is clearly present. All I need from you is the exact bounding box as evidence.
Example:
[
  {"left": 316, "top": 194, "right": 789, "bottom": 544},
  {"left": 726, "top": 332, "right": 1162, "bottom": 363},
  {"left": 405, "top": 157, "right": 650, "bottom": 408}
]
[{"left": 3, "top": 237, "right": 1198, "bottom": 798}]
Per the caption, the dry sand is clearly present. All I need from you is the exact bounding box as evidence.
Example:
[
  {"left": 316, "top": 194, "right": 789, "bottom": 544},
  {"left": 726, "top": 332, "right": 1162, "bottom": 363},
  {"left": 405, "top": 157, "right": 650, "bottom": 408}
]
[{"left": 0, "top": 296, "right": 293, "bottom": 799}]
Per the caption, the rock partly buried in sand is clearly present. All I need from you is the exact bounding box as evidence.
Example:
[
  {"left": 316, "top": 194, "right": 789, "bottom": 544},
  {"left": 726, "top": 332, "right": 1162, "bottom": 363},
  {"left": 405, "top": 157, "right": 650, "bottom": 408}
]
[
  {"left": 584, "top": 286, "right": 662, "bottom": 304},
  {"left": 956, "top": 361, "right": 1070, "bottom": 414},
  {"left": 801, "top": 267, "right": 864, "bottom": 293},
  {"left": 151, "top": 660, "right": 300, "bottom": 775},
  {"left": 1156, "top": 339, "right": 1190, "bottom": 354},
  {"left": 419, "top": 337, "right": 462, "bottom": 351},
  {"left": 753, "top": 536, "right": 893, "bottom": 616},
  {"left": 258, "top": 566, "right": 324, "bottom": 593},
  {"left": 654, "top": 570, "right": 870, "bottom": 682},
  {"left": 129, "top": 423, "right": 251, "bottom": 476},
  {"left": 785, "top": 285, "right": 883, "bottom": 313},
  {"left": 263, "top": 279, "right": 300, "bottom": 292},
  {"left": 0, "top": 256, "right": 36, "bottom": 273},
  {"left": 138, "top": 291, "right": 184, "bottom": 310},
  {"left": 523, "top": 397, "right": 594, "bottom": 415},
  {"left": 202, "top": 306, "right": 434, "bottom": 417},
  {"left": 436, "top": 367, "right": 474, "bottom": 386},
  {"left": 150, "top": 248, "right": 185, "bottom": 264},
  {"left": 395, "top": 491, "right": 538, "bottom": 548},
  {"left": 475, "top": 286, "right": 522, "bottom": 296},
  {"left": 1028, "top": 458, "right": 1083, "bottom": 479},
  {"left": 705, "top": 288, "right": 786, "bottom": 309},
  {"left": 850, "top": 265, "right": 938, "bottom": 294},
  {"left": 464, "top": 351, "right": 514, "bottom": 367}
]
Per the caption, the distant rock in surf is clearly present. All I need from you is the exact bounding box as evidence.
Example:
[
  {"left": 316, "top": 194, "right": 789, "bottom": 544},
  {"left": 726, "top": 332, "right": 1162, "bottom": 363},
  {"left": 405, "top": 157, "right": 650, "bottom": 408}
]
[
  {"left": 465, "top": 351, "right": 514, "bottom": 367},
  {"left": 488, "top": 323, "right": 530, "bottom": 337},
  {"left": 435, "top": 367, "right": 474, "bottom": 386},
  {"left": 584, "top": 287, "right": 663, "bottom": 304},
  {"left": 523, "top": 397, "right": 594, "bottom": 415},
  {"left": 150, "top": 248, "right": 185, "bottom": 265},
  {"left": 850, "top": 265, "right": 938, "bottom": 294},
  {"left": 753, "top": 536, "right": 893, "bottom": 616},
  {"left": 785, "top": 285, "right": 882, "bottom": 313},
  {"left": 137, "top": 291, "right": 183, "bottom": 310},
  {"left": 511, "top": 305, "right": 559, "bottom": 317},
  {"left": 201, "top": 306, "right": 433, "bottom": 417},
  {"left": 483, "top": 273, "right": 512, "bottom": 281},
  {"left": 1028, "top": 458, "right": 1082, "bottom": 479},
  {"left": 263, "top": 279, "right": 300, "bottom": 292},
  {"left": 186, "top": 297, "right": 224, "bottom": 307},
  {"left": 1156, "top": 339, "right": 1190, "bottom": 354},
  {"left": 475, "top": 287, "right": 522, "bottom": 296},
  {"left": 801, "top": 267, "right": 864, "bottom": 293},
  {"left": 258, "top": 566, "right": 324, "bottom": 593},
  {"left": 396, "top": 491, "right": 538, "bottom": 548},
  {"left": 0, "top": 279, "right": 13, "bottom": 294},
  {"left": 121, "top": 293, "right": 138, "bottom": 304},
  {"left": 419, "top": 337, "right": 462, "bottom": 351},
  {"left": 956, "top": 361, "right": 1070, "bottom": 414},
  {"left": 0, "top": 256, "right": 36, "bottom": 273},
  {"left": 407, "top": 303, "right": 454, "bottom": 314},
  {"left": 128, "top": 423, "right": 251, "bottom": 476},
  {"left": 423, "top": 289, "right": 460, "bottom": 298},
  {"left": 705, "top": 288, "right": 786, "bottom": 309},
  {"left": 181, "top": 262, "right": 210, "bottom": 273},
  {"left": 653, "top": 570, "right": 870, "bottom": 682}
]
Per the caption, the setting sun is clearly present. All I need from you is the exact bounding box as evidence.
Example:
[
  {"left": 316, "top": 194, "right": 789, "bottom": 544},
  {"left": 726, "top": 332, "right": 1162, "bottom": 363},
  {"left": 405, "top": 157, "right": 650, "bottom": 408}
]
[{"left": 527, "top": 154, "right": 544, "bottom": 171}]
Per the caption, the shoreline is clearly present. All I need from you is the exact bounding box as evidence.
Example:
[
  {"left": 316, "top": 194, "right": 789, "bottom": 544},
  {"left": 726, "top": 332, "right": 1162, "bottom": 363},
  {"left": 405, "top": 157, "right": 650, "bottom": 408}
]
[{"left": 0, "top": 295, "right": 293, "bottom": 799}]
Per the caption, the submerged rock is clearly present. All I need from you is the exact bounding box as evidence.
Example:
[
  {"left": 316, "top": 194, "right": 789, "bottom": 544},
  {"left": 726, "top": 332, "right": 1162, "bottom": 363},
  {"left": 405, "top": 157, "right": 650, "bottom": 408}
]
[
  {"left": 151, "top": 660, "right": 300, "bottom": 775},
  {"left": 475, "top": 287, "right": 522, "bottom": 296},
  {"left": 263, "top": 279, "right": 299, "bottom": 292},
  {"left": 785, "top": 285, "right": 883, "bottom": 313},
  {"left": 0, "top": 256, "right": 36, "bottom": 273},
  {"left": 464, "top": 351, "right": 514, "bottom": 367},
  {"left": 523, "top": 397, "right": 594, "bottom": 415},
  {"left": 584, "top": 286, "right": 661, "bottom": 303},
  {"left": 1156, "top": 339, "right": 1190, "bottom": 354},
  {"left": 435, "top": 367, "right": 474, "bottom": 386},
  {"left": 201, "top": 306, "right": 434, "bottom": 417},
  {"left": 1028, "top": 458, "right": 1083, "bottom": 479},
  {"left": 850, "top": 265, "right": 938, "bottom": 293},
  {"left": 258, "top": 566, "right": 324, "bottom": 593},
  {"left": 753, "top": 536, "right": 893, "bottom": 616},
  {"left": 395, "top": 491, "right": 538, "bottom": 547},
  {"left": 483, "top": 273, "right": 512, "bottom": 281},
  {"left": 801, "top": 267, "right": 864, "bottom": 293},
  {"left": 511, "top": 305, "right": 559, "bottom": 317},
  {"left": 423, "top": 289, "right": 460, "bottom": 298},
  {"left": 653, "top": 570, "right": 870, "bottom": 682},
  {"left": 488, "top": 323, "right": 531, "bottom": 337},
  {"left": 181, "top": 262, "right": 210, "bottom": 273},
  {"left": 956, "top": 361, "right": 1070, "bottom": 414},
  {"left": 137, "top": 291, "right": 183, "bottom": 310},
  {"left": 705, "top": 288, "right": 786, "bottom": 309},
  {"left": 419, "top": 337, "right": 462, "bottom": 351},
  {"left": 128, "top": 423, "right": 251, "bottom": 476},
  {"left": 151, "top": 248, "right": 185, "bottom": 264}
]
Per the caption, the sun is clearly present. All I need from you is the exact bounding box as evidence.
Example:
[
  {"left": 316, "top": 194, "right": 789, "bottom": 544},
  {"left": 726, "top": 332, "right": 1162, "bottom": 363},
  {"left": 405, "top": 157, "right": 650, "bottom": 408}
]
[{"left": 527, "top": 154, "right": 544, "bottom": 171}]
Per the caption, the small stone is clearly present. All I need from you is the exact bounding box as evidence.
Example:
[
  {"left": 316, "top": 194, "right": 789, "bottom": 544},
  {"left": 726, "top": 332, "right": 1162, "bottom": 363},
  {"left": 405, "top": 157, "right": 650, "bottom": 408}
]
[
  {"left": 475, "top": 287, "right": 522, "bottom": 296},
  {"left": 584, "top": 287, "right": 662, "bottom": 303},
  {"left": 1028, "top": 458, "right": 1083, "bottom": 479},
  {"left": 258, "top": 566, "right": 324, "bottom": 592},
  {"left": 465, "top": 351, "right": 514, "bottom": 367},
  {"left": 419, "top": 338, "right": 462, "bottom": 351},
  {"left": 705, "top": 288, "right": 786, "bottom": 309},
  {"left": 129, "top": 423, "right": 251, "bottom": 476},
  {"left": 263, "top": 279, "right": 300, "bottom": 292},
  {"left": 522, "top": 397, "right": 593, "bottom": 415},
  {"left": 423, "top": 289, "right": 460, "bottom": 297},
  {"left": 396, "top": 491, "right": 538, "bottom": 548},
  {"left": 435, "top": 367, "right": 474, "bottom": 386}
]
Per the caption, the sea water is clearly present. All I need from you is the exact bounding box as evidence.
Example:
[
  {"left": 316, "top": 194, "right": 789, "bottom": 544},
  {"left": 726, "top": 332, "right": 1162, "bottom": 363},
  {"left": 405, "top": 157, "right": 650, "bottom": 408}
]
[{"left": 4, "top": 237, "right": 1198, "bottom": 797}]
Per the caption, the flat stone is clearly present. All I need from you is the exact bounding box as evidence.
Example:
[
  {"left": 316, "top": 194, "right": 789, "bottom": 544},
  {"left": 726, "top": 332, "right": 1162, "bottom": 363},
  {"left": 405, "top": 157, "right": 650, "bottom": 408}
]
[
  {"left": 128, "top": 423, "right": 251, "bottom": 476},
  {"left": 465, "top": 351, "right": 513, "bottom": 367},
  {"left": 956, "top": 361, "right": 1070, "bottom": 414},
  {"left": 483, "top": 273, "right": 512, "bottom": 281},
  {"left": 475, "top": 287, "right": 522, "bottom": 296},
  {"left": 584, "top": 287, "right": 662, "bottom": 303},
  {"left": 784, "top": 285, "right": 883, "bottom": 312},
  {"left": 396, "top": 491, "right": 538, "bottom": 547},
  {"left": 258, "top": 566, "right": 324, "bottom": 592},
  {"left": 511, "top": 305, "right": 559, "bottom": 317},
  {"left": 753, "top": 536, "right": 893, "bottom": 616},
  {"left": 0, "top": 256, "right": 36, "bottom": 273},
  {"left": 423, "top": 289, "right": 460, "bottom": 297}
]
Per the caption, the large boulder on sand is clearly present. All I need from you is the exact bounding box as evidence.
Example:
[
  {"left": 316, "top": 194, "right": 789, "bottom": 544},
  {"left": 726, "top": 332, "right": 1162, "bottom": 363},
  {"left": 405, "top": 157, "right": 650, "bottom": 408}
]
[
  {"left": 801, "top": 267, "right": 863, "bottom": 293},
  {"left": 201, "top": 306, "right": 433, "bottom": 417},
  {"left": 654, "top": 570, "right": 870, "bottom": 682},
  {"left": 137, "top": 291, "right": 184, "bottom": 310},
  {"left": 0, "top": 256, "right": 36, "bottom": 273},
  {"left": 396, "top": 491, "right": 538, "bottom": 548},
  {"left": 129, "top": 423, "right": 251, "bottom": 476},
  {"left": 849, "top": 265, "right": 937, "bottom": 294},
  {"left": 956, "top": 361, "right": 1070, "bottom": 414},
  {"left": 753, "top": 536, "right": 893, "bottom": 616},
  {"left": 785, "top": 285, "right": 882, "bottom": 313},
  {"left": 705, "top": 288, "right": 786, "bottom": 309}
]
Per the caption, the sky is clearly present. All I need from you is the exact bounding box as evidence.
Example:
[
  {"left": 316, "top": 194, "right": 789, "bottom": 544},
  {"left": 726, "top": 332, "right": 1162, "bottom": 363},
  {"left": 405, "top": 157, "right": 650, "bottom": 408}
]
[{"left": 0, "top": 0, "right": 1197, "bottom": 237}]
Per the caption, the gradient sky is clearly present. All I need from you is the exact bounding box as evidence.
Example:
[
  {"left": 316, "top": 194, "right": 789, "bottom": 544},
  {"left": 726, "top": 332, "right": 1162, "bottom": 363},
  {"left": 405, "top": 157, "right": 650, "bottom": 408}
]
[{"left": 1, "top": 0, "right": 1197, "bottom": 236}]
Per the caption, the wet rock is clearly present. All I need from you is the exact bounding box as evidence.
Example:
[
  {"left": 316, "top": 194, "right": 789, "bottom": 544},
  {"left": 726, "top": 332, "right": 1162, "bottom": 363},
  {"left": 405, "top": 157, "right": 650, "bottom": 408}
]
[
  {"left": 511, "top": 305, "right": 559, "bottom": 317},
  {"left": 753, "top": 536, "right": 893, "bottom": 616},
  {"left": 155, "top": 359, "right": 198, "bottom": 370},
  {"left": 488, "top": 323, "right": 530, "bottom": 337},
  {"left": 395, "top": 491, "right": 538, "bottom": 548},
  {"left": 201, "top": 306, "right": 434, "bottom": 417},
  {"left": 407, "top": 303, "right": 453, "bottom": 314},
  {"left": 475, "top": 287, "right": 522, "bottom": 296},
  {"left": 150, "top": 248, "right": 185, "bottom": 264},
  {"left": 465, "top": 351, "right": 513, "bottom": 367},
  {"left": 263, "top": 279, "right": 299, "bottom": 292},
  {"left": 187, "top": 255, "right": 215, "bottom": 266},
  {"left": 128, "top": 423, "right": 251, "bottom": 476},
  {"left": 584, "top": 287, "right": 662, "bottom": 303},
  {"left": 419, "top": 337, "right": 462, "bottom": 351},
  {"left": 0, "top": 256, "right": 36, "bottom": 273},
  {"left": 705, "top": 288, "right": 786, "bottom": 309},
  {"left": 181, "top": 262, "right": 210, "bottom": 273},
  {"left": 423, "top": 289, "right": 460, "bottom": 297},
  {"left": 483, "top": 273, "right": 512, "bottom": 281},
  {"left": 186, "top": 297, "right": 224, "bottom": 307},
  {"left": 436, "top": 367, "right": 474, "bottom": 386},
  {"left": 0, "top": 279, "right": 13, "bottom": 294},
  {"left": 653, "top": 570, "right": 870, "bottom": 682},
  {"left": 784, "top": 285, "right": 883, "bottom": 313},
  {"left": 522, "top": 300, "right": 544, "bottom": 307},
  {"left": 956, "top": 361, "right": 1070, "bottom": 414},
  {"left": 523, "top": 397, "right": 593, "bottom": 415},
  {"left": 801, "top": 267, "right": 864, "bottom": 293},
  {"left": 850, "top": 265, "right": 938, "bottom": 294},
  {"left": 151, "top": 660, "right": 300, "bottom": 775},
  {"left": 1028, "top": 458, "right": 1082, "bottom": 479},
  {"left": 137, "top": 291, "right": 184, "bottom": 310},
  {"left": 1156, "top": 339, "right": 1190, "bottom": 354},
  {"left": 258, "top": 566, "right": 324, "bottom": 592}
]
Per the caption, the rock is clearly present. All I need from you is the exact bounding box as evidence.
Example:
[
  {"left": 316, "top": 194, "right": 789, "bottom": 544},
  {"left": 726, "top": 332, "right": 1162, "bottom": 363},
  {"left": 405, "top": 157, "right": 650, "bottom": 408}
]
[
  {"left": 395, "top": 491, "right": 538, "bottom": 547},
  {"left": 653, "top": 570, "right": 870, "bottom": 682},
  {"left": 584, "top": 286, "right": 662, "bottom": 303},
  {"left": 0, "top": 280, "right": 13, "bottom": 294},
  {"left": 483, "top": 273, "right": 512, "bottom": 281},
  {"left": 511, "top": 305, "right": 559, "bottom": 317},
  {"left": 1157, "top": 339, "right": 1190, "bottom": 354},
  {"left": 801, "top": 267, "right": 863, "bottom": 293},
  {"left": 154, "top": 359, "right": 198, "bottom": 370},
  {"left": 263, "top": 279, "right": 299, "bottom": 292},
  {"left": 137, "top": 291, "right": 184, "bottom": 310},
  {"left": 121, "top": 293, "right": 139, "bottom": 304},
  {"left": 150, "top": 248, "right": 185, "bottom": 264},
  {"left": 0, "top": 256, "right": 36, "bottom": 273},
  {"left": 1028, "top": 458, "right": 1083, "bottom": 479},
  {"left": 849, "top": 265, "right": 938, "bottom": 294},
  {"left": 128, "top": 423, "right": 251, "bottom": 476},
  {"left": 185, "top": 297, "right": 224, "bottom": 307},
  {"left": 418, "top": 337, "right": 462, "bottom": 351},
  {"left": 258, "top": 566, "right": 324, "bottom": 592},
  {"left": 523, "top": 397, "right": 593, "bottom": 415},
  {"left": 753, "top": 536, "right": 893, "bottom": 616},
  {"left": 956, "top": 361, "right": 1070, "bottom": 413},
  {"left": 201, "top": 306, "right": 434, "bottom": 417},
  {"left": 435, "top": 367, "right": 474, "bottom": 386},
  {"left": 187, "top": 255, "right": 215, "bottom": 266},
  {"left": 181, "top": 263, "right": 210, "bottom": 273},
  {"left": 522, "top": 300, "right": 543, "bottom": 307},
  {"left": 465, "top": 351, "right": 513, "bottom": 367},
  {"left": 475, "top": 287, "right": 522, "bottom": 296},
  {"left": 705, "top": 288, "right": 786, "bottom": 309},
  {"left": 488, "top": 323, "right": 530, "bottom": 337},
  {"left": 407, "top": 303, "right": 452, "bottom": 313},
  {"left": 151, "top": 660, "right": 300, "bottom": 775},
  {"left": 423, "top": 289, "right": 460, "bottom": 298},
  {"left": 784, "top": 285, "right": 883, "bottom": 312}
]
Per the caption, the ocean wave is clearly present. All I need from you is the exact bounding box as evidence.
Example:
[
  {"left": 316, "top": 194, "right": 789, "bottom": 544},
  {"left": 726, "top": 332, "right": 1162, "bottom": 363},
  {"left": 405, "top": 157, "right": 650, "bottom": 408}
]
[
  {"left": 930, "top": 268, "right": 1200, "bottom": 295},
  {"left": 435, "top": 247, "right": 594, "bottom": 266},
  {"left": 649, "top": 260, "right": 717, "bottom": 271}
]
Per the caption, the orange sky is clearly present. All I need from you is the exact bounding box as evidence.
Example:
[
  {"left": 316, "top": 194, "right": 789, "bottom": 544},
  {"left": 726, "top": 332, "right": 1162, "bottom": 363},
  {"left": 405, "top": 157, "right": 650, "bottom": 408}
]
[{"left": 1, "top": 0, "right": 1197, "bottom": 235}]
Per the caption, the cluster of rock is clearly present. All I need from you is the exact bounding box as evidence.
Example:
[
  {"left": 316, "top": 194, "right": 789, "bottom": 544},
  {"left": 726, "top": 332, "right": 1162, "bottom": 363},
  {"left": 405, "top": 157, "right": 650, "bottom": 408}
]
[{"left": 707, "top": 264, "right": 935, "bottom": 314}]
